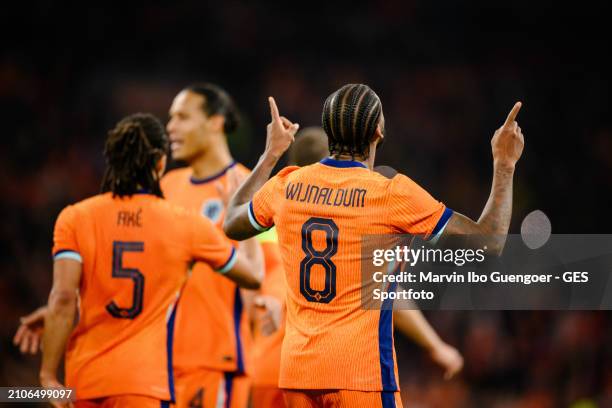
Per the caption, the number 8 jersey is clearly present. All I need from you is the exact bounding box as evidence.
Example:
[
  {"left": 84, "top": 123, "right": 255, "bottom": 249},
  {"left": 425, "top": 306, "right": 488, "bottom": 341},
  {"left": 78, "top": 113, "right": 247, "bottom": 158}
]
[
  {"left": 52, "top": 192, "right": 236, "bottom": 401},
  {"left": 249, "top": 158, "right": 452, "bottom": 391}
]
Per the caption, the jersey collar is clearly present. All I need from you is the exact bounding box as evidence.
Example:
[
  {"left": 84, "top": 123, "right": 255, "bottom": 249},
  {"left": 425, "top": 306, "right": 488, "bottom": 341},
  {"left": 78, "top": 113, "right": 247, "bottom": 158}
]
[
  {"left": 190, "top": 161, "right": 237, "bottom": 185},
  {"left": 320, "top": 157, "right": 367, "bottom": 169}
]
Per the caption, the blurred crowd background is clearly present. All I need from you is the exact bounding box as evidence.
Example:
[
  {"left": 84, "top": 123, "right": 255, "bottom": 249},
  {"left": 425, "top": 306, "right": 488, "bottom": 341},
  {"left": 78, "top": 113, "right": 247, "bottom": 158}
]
[{"left": 1, "top": 1, "right": 611, "bottom": 407}]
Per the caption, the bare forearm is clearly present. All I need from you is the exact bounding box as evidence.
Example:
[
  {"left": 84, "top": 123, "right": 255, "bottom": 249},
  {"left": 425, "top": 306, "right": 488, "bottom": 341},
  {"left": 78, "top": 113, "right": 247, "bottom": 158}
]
[
  {"left": 394, "top": 309, "right": 443, "bottom": 351},
  {"left": 442, "top": 102, "right": 523, "bottom": 255},
  {"left": 231, "top": 153, "right": 277, "bottom": 208},
  {"left": 40, "top": 291, "right": 76, "bottom": 381},
  {"left": 478, "top": 164, "right": 515, "bottom": 235},
  {"left": 443, "top": 164, "right": 515, "bottom": 254},
  {"left": 240, "top": 238, "right": 265, "bottom": 284}
]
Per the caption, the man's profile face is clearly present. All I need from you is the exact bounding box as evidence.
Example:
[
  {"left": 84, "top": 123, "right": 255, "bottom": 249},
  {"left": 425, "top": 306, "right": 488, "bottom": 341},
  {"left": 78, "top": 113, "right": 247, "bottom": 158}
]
[{"left": 166, "top": 90, "right": 211, "bottom": 162}]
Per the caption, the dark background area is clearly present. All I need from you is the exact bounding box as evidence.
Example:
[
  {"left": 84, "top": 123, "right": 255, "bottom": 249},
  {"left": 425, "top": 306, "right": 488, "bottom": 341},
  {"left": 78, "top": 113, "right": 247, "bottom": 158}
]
[{"left": 1, "top": 1, "right": 610, "bottom": 407}]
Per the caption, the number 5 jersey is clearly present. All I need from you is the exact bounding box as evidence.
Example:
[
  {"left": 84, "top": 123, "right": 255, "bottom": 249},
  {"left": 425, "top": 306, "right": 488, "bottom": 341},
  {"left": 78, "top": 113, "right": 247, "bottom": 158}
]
[{"left": 52, "top": 192, "right": 236, "bottom": 401}]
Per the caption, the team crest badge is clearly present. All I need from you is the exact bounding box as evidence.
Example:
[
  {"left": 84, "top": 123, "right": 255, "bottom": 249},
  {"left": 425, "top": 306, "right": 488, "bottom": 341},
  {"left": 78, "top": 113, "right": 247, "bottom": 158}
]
[{"left": 201, "top": 198, "right": 224, "bottom": 223}]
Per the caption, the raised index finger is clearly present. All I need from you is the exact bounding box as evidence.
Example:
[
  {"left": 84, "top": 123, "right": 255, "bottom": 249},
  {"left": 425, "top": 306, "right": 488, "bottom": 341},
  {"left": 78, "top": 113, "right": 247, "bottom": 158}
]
[
  {"left": 268, "top": 96, "right": 281, "bottom": 123},
  {"left": 504, "top": 101, "right": 522, "bottom": 126}
]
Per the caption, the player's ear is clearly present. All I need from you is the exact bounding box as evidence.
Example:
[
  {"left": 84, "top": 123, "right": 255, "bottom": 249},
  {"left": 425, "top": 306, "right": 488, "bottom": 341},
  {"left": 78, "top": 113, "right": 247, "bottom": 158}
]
[
  {"left": 374, "top": 112, "right": 385, "bottom": 146},
  {"left": 373, "top": 122, "right": 384, "bottom": 143},
  {"left": 207, "top": 114, "right": 225, "bottom": 133}
]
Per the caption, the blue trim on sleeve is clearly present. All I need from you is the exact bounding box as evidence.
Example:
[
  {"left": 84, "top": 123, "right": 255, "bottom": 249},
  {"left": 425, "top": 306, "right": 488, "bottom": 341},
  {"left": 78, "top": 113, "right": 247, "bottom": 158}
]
[
  {"left": 53, "top": 250, "right": 82, "bottom": 263},
  {"left": 248, "top": 201, "right": 271, "bottom": 232},
  {"left": 379, "top": 281, "right": 399, "bottom": 392},
  {"left": 430, "top": 207, "right": 454, "bottom": 239},
  {"left": 320, "top": 157, "right": 367, "bottom": 168},
  {"left": 217, "top": 247, "right": 237, "bottom": 274},
  {"left": 190, "top": 162, "right": 237, "bottom": 185}
]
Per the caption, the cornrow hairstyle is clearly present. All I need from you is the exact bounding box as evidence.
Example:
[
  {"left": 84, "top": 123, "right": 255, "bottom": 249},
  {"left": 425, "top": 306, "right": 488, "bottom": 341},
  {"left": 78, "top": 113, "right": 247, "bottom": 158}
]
[
  {"left": 100, "top": 113, "right": 168, "bottom": 198},
  {"left": 321, "top": 84, "right": 382, "bottom": 159},
  {"left": 184, "top": 83, "right": 240, "bottom": 134}
]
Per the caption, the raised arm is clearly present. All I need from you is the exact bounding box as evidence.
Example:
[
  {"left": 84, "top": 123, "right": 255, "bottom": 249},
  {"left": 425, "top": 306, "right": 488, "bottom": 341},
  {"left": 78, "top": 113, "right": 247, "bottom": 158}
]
[
  {"left": 223, "top": 97, "right": 299, "bottom": 240},
  {"left": 441, "top": 102, "right": 525, "bottom": 254}
]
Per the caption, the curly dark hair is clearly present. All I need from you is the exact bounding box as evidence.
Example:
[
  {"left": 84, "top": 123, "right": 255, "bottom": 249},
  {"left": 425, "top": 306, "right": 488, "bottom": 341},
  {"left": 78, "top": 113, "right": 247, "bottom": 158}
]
[{"left": 100, "top": 113, "right": 168, "bottom": 198}]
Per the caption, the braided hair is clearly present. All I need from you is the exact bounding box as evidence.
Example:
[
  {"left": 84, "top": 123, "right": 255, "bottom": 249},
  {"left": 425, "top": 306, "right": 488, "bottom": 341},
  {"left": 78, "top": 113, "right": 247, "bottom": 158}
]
[
  {"left": 100, "top": 113, "right": 168, "bottom": 198},
  {"left": 322, "top": 84, "right": 382, "bottom": 159}
]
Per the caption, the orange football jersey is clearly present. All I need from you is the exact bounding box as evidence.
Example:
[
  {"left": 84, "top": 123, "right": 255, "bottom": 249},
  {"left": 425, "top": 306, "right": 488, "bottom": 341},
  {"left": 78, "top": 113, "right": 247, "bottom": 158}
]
[
  {"left": 161, "top": 162, "right": 253, "bottom": 375},
  {"left": 249, "top": 158, "right": 452, "bottom": 391},
  {"left": 52, "top": 192, "right": 236, "bottom": 401}
]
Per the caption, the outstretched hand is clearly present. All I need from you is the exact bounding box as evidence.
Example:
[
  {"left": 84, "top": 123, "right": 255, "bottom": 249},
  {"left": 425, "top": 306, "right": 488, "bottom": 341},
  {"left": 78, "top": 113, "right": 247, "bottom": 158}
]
[
  {"left": 430, "top": 341, "right": 464, "bottom": 380},
  {"left": 264, "top": 97, "right": 299, "bottom": 160},
  {"left": 13, "top": 306, "right": 47, "bottom": 355}
]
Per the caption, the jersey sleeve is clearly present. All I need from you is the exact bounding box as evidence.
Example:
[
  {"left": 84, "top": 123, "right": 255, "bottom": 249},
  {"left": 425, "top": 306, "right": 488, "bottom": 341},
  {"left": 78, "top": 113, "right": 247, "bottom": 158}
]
[
  {"left": 249, "top": 166, "right": 298, "bottom": 232},
  {"left": 52, "top": 205, "right": 83, "bottom": 262},
  {"left": 387, "top": 174, "right": 453, "bottom": 239},
  {"left": 190, "top": 214, "right": 238, "bottom": 274}
]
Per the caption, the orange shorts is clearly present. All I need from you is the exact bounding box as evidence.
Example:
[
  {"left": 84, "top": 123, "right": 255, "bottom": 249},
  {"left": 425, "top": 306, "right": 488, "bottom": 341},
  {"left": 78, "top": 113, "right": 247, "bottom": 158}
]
[
  {"left": 173, "top": 369, "right": 250, "bottom": 408},
  {"left": 229, "top": 374, "right": 250, "bottom": 408},
  {"left": 251, "top": 386, "right": 286, "bottom": 408},
  {"left": 282, "top": 389, "right": 402, "bottom": 408},
  {"left": 74, "top": 395, "right": 167, "bottom": 408}
]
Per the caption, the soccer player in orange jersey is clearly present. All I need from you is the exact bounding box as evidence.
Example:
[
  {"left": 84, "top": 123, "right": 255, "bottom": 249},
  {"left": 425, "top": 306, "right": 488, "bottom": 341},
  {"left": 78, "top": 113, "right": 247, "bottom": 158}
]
[
  {"left": 249, "top": 129, "right": 327, "bottom": 408},
  {"left": 249, "top": 127, "right": 462, "bottom": 408},
  {"left": 251, "top": 127, "right": 463, "bottom": 408},
  {"left": 40, "top": 113, "right": 263, "bottom": 408},
  {"left": 163, "top": 84, "right": 258, "bottom": 408},
  {"left": 15, "top": 84, "right": 265, "bottom": 408},
  {"left": 223, "top": 84, "right": 524, "bottom": 407}
]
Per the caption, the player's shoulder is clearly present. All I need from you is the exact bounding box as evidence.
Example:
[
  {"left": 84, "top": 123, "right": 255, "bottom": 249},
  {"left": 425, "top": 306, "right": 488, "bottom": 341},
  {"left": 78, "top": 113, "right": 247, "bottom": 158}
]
[
  {"left": 56, "top": 193, "right": 111, "bottom": 224},
  {"left": 153, "top": 197, "right": 194, "bottom": 219},
  {"left": 69, "top": 193, "right": 113, "bottom": 212},
  {"left": 384, "top": 171, "right": 435, "bottom": 202},
  {"left": 277, "top": 165, "right": 300, "bottom": 177},
  {"left": 388, "top": 172, "right": 422, "bottom": 188},
  {"left": 265, "top": 165, "right": 300, "bottom": 184}
]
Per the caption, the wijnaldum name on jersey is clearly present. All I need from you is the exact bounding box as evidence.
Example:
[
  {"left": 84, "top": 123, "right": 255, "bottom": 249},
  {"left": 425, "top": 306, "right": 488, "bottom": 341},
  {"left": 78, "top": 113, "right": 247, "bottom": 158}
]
[{"left": 285, "top": 182, "right": 367, "bottom": 208}]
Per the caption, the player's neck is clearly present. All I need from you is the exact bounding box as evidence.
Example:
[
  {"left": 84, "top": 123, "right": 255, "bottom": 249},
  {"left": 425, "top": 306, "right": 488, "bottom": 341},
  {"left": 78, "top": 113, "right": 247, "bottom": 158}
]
[
  {"left": 189, "top": 138, "right": 234, "bottom": 179},
  {"left": 332, "top": 150, "right": 375, "bottom": 170}
]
